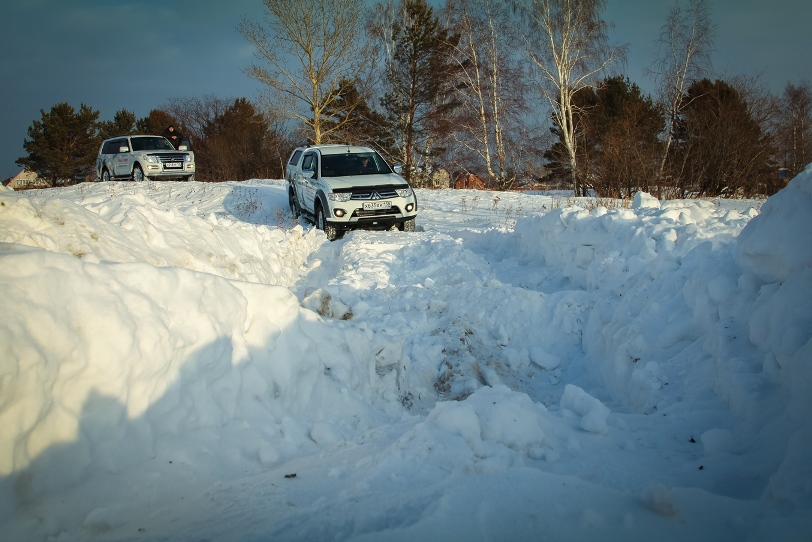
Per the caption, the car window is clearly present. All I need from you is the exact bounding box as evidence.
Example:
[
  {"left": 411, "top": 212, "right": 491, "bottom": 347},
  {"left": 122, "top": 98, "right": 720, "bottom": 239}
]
[
  {"left": 102, "top": 140, "right": 120, "bottom": 154},
  {"left": 131, "top": 137, "right": 174, "bottom": 152},
  {"left": 321, "top": 152, "right": 391, "bottom": 177},
  {"left": 301, "top": 153, "right": 318, "bottom": 173},
  {"left": 289, "top": 150, "right": 303, "bottom": 165}
]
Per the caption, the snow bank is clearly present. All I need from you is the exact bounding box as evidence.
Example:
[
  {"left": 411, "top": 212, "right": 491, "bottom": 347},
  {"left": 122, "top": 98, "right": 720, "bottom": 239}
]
[
  {"left": 513, "top": 194, "right": 756, "bottom": 411},
  {"left": 0, "top": 246, "right": 397, "bottom": 512},
  {"left": 734, "top": 168, "right": 812, "bottom": 505},
  {"left": 0, "top": 181, "right": 320, "bottom": 287},
  {"left": 513, "top": 177, "right": 812, "bottom": 507},
  {"left": 0, "top": 182, "right": 404, "bottom": 519},
  {"left": 737, "top": 164, "right": 812, "bottom": 284}
]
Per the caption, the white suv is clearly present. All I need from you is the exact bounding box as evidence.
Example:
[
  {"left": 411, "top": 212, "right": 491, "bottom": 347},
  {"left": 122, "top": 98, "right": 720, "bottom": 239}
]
[
  {"left": 97, "top": 135, "right": 195, "bottom": 182},
  {"left": 286, "top": 145, "right": 417, "bottom": 240}
]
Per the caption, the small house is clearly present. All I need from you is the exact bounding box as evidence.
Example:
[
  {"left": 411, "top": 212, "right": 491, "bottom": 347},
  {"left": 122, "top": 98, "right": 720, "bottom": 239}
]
[{"left": 454, "top": 172, "right": 485, "bottom": 190}]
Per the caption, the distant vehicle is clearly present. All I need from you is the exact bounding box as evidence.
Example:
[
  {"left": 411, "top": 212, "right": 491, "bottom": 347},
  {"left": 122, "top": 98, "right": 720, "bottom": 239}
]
[
  {"left": 97, "top": 135, "right": 196, "bottom": 182},
  {"left": 285, "top": 144, "right": 417, "bottom": 241}
]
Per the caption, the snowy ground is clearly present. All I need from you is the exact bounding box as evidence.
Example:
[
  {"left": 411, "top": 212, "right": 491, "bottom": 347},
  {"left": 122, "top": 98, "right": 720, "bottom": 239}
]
[{"left": 1, "top": 170, "right": 810, "bottom": 541}]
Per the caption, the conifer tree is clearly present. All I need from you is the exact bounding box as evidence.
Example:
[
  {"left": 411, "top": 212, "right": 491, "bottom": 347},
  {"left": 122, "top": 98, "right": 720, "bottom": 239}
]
[
  {"left": 381, "top": 0, "right": 463, "bottom": 185},
  {"left": 136, "top": 109, "right": 177, "bottom": 137},
  {"left": 675, "top": 78, "right": 772, "bottom": 197},
  {"left": 99, "top": 109, "right": 138, "bottom": 140},
  {"left": 202, "top": 98, "right": 277, "bottom": 181},
  {"left": 321, "top": 80, "right": 395, "bottom": 157},
  {"left": 17, "top": 102, "right": 100, "bottom": 185}
]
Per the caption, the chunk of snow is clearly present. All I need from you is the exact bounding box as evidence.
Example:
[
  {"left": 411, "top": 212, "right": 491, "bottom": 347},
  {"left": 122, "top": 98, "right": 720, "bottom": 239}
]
[
  {"left": 560, "top": 385, "right": 611, "bottom": 434},
  {"left": 632, "top": 191, "right": 661, "bottom": 210}
]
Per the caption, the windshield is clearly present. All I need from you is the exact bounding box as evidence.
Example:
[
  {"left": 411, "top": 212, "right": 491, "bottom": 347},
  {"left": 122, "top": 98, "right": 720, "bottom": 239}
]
[
  {"left": 131, "top": 137, "right": 176, "bottom": 152},
  {"left": 320, "top": 152, "right": 391, "bottom": 177}
]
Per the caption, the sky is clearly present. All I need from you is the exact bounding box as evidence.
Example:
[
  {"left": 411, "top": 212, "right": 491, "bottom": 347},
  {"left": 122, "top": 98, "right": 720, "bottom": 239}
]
[{"left": 1, "top": 0, "right": 811, "bottom": 180}]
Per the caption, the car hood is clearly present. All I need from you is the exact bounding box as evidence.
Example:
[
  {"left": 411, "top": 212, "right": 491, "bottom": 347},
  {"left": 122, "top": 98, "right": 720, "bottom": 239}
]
[{"left": 324, "top": 173, "right": 408, "bottom": 190}]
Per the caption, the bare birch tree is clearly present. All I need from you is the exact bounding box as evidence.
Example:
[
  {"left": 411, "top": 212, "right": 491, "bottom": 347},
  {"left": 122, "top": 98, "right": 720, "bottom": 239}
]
[
  {"left": 446, "top": 0, "right": 526, "bottom": 188},
  {"left": 777, "top": 81, "right": 812, "bottom": 177},
  {"left": 516, "top": 0, "right": 621, "bottom": 195},
  {"left": 239, "top": 0, "right": 369, "bottom": 144},
  {"left": 648, "top": 0, "right": 715, "bottom": 181}
]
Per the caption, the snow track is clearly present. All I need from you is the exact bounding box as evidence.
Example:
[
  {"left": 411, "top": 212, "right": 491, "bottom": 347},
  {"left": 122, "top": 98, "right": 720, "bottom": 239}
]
[{"left": 1, "top": 175, "right": 811, "bottom": 541}]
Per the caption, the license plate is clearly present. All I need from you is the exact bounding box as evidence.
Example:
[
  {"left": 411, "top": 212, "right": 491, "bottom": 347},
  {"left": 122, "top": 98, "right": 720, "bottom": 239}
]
[
  {"left": 363, "top": 201, "right": 391, "bottom": 210},
  {"left": 164, "top": 162, "right": 182, "bottom": 169}
]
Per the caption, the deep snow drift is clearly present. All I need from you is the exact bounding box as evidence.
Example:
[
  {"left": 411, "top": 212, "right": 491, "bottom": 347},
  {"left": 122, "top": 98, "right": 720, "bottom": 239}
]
[{"left": 0, "top": 168, "right": 810, "bottom": 541}]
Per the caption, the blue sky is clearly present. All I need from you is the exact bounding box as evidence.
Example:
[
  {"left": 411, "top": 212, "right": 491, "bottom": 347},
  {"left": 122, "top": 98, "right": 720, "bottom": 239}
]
[{"left": 1, "top": 0, "right": 810, "bottom": 179}]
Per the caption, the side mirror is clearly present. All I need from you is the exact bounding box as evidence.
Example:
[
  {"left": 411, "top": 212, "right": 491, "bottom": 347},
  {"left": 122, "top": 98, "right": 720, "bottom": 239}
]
[
  {"left": 119, "top": 146, "right": 129, "bottom": 153},
  {"left": 178, "top": 144, "right": 188, "bottom": 151},
  {"left": 301, "top": 169, "right": 315, "bottom": 180},
  {"left": 393, "top": 164, "right": 403, "bottom": 175}
]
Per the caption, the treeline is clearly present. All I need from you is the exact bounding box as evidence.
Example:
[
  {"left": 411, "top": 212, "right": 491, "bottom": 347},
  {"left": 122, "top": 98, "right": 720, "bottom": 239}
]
[
  {"left": 16, "top": 98, "right": 292, "bottom": 185},
  {"left": 17, "top": 0, "right": 812, "bottom": 197},
  {"left": 234, "top": 0, "right": 810, "bottom": 197}
]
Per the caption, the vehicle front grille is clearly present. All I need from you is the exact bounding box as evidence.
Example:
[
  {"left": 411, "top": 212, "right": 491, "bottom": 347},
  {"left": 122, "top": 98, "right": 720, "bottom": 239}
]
[
  {"left": 153, "top": 153, "right": 188, "bottom": 164},
  {"left": 350, "top": 188, "right": 399, "bottom": 200},
  {"left": 352, "top": 206, "right": 402, "bottom": 218}
]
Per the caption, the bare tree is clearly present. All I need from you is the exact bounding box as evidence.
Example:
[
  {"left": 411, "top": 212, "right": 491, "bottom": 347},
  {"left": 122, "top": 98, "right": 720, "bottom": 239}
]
[
  {"left": 648, "top": 0, "right": 715, "bottom": 182},
  {"left": 445, "top": 0, "right": 527, "bottom": 189},
  {"left": 164, "top": 95, "right": 233, "bottom": 145},
  {"left": 777, "top": 81, "right": 812, "bottom": 177},
  {"left": 516, "top": 0, "right": 622, "bottom": 195},
  {"left": 239, "top": 0, "right": 369, "bottom": 144}
]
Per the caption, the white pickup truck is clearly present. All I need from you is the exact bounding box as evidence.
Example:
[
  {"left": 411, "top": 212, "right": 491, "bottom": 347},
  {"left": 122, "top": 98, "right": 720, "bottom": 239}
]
[
  {"left": 97, "top": 135, "right": 195, "bottom": 182},
  {"left": 286, "top": 144, "right": 417, "bottom": 241}
]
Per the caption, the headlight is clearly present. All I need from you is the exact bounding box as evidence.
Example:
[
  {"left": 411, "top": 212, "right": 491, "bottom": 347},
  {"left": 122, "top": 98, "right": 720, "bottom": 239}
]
[
  {"left": 396, "top": 187, "right": 413, "bottom": 198},
  {"left": 328, "top": 192, "right": 352, "bottom": 202},
  {"left": 184, "top": 155, "right": 192, "bottom": 163},
  {"left": 145, "top": 155, "right": 158, "bottom": 163}
]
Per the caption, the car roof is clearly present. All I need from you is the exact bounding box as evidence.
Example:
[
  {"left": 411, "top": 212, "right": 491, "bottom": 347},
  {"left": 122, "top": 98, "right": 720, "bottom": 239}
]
[
  {"left": 103, "top": 135, "right": 166, "bottom": 142},
  {"left": 300, "top": 144, "right": 375, "bottom": 155}
]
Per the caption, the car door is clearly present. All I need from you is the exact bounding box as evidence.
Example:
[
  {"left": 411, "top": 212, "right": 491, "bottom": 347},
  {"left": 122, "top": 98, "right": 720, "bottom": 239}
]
[
  {"left": 113, "top": 138, "right": 132, "bottom": 177},
  {"left": 99, "top": 140, "right": 116, "bottom": 176},
  {"left": 299, "top": 152, "right": 319, "bottom": 213}
]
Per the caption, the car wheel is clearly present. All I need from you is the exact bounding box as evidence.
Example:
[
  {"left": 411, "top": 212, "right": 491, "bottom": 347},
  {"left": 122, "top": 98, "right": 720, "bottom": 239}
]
[
  {"left": 317, "top": 206, "right": 338, "bottom": 241},
  {"left": 101, "top": 168, "right": 111, "bottom": 182},
  {"left": 187, "top": 175, "right": 195, "bottom": 182},
  {"left": 132, "top": 164, "right": 145, "bottom": 182},
  {"left": 289, "top": 188, "right": 300, "bottom": 218},
  {"left": 400, "top": 218, "right": 416, "bottom": 232}
]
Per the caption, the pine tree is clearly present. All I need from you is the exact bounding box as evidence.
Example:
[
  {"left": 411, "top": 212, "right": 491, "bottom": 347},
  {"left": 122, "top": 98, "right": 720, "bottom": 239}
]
[
  {"left": 17, "top": 102, "right": 100, "bottom": 185},
  {"left": 202, "top": 98, "right": 278, "bottom": 181},
  {"left": 321, "top": 80, "right": 395, "bottom": 157},
  {"left": 99, "top": 109, "right": 138, "bottom": 140},
  {"left": 381, "top": 0, "right": 463, "bottom": 185},
  {"left": 675, "top": 78, "right": 773, "bottom": 197},
  {"left": 136, "top": 110, "right": 177, "bottom": 137},
  {"left": 588, "top": 77, "right": 663, "bottom": 197},
  {"left": 544, "top": 76, "right": 663, "bottom": 196}
]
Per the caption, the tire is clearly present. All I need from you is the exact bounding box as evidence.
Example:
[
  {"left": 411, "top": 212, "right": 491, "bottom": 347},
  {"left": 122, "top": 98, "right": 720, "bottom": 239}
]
[
  {"left": 289, "top": 188, "right": 300, "bottom": 218},
  {"left": 101, "top": 168, "right": 111, "bottom": 182},
  {"left": 186, "top": 175, "right": 195, "bottom": 182},
  {"left": 132, "top": 164, "right": 145, "bottom": 182},
  {"left": 316, "top": 206, "right": 338, "bottom": 241},
  {"left": 400, "top": 217, "right": 416, "bottom": 232}
]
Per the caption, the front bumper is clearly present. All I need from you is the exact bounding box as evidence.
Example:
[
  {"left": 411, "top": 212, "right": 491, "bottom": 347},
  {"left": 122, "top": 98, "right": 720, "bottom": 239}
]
[
  {"left": 144, "top": 162, "right": 195, "bottom": 178},
  {"left": 325, "top": 195, "right": 417, "bottom": 229}
]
